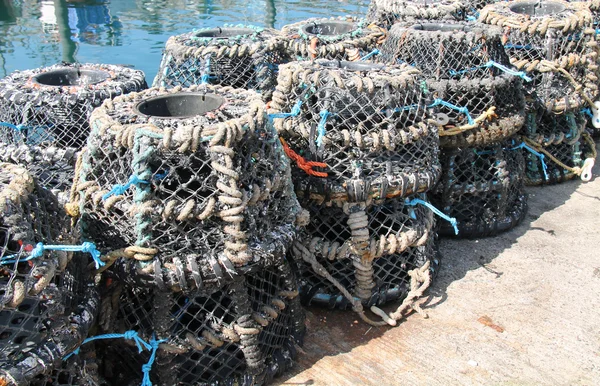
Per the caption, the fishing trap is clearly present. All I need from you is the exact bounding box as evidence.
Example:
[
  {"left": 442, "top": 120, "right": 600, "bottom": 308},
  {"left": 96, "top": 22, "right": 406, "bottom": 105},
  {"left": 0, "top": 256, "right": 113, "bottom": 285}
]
[
  {"left": 269, "top": 60, "right": 440, "bottom": 206},
  {"left": 0, "top": 163, "right": 98, "bottom": 385},
  {"left": 0, "top": 63, "right": 147, "bottom": 192},
  {"left": 280, "top": 17, "right": 385, "bottom": 61},
  {"left": 432, "top": 141, "right": 528, "bottom": 238},
  {"left": 153, "top": 25, "right": 287, "bottom": 102}
]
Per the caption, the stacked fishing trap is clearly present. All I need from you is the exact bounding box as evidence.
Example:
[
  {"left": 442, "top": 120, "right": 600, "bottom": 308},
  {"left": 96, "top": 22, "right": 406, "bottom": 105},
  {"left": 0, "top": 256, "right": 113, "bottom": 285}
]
[
  {"left": 380, "top": 21, "right": 529, "bottom": 237},
  {"left": 270, "top": 60, "right": 442, "bottom": 325},
  {"left": 479, "top": 0, "right": 599, "bottom": 184},
  {"left": 0, "top": 63, "right": 147, "bottom": 194},
  {"left": 0, "top": 163, "right": 98, "bottom": 385},
  {"left": 153, "top": 25, "right": 287, "bottom": 101},
  {"left": 280, "top": 17, "right": 385, "bottom": 61},
  {"left": 69, "top": 84, "right": 305, "bottom": 385}
]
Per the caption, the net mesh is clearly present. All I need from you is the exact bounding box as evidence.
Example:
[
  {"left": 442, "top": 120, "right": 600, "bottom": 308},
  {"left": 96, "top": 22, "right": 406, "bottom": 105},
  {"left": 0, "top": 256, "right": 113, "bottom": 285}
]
[
  {"left": 269, "top": 60, "right": 440, "bottom": 205},
  {"left": 379, "top": 22, "right": 526, "bottom": 148},
  {"left": 522, "top": 108, "right": 593, "bottom": 185},
  {"left": 95, "top": 260, "right": 304, "bottom": 385},
  {"left": 153, "top": 25, "right": 287, "bottom": 102},
  {"left": 75, "top": 83, "right": 302, "bottom": 290},
  {"left": 292, "top": 196, "right": 438, "bottom": 308},
  {"left": 0, "top": 63, "right": 147, "bottom": 193},
  {"left": 432, "top": 141, "right": 528, "bottom": 238},
  {"left": 30, "top": 346, "right": 103, "bottom": 386},
  {"left": 0, "top": 164, "right": 98, "bottom": 384},
  {"left": 366, "top": 0, "right": 468, "bottom": 28},
  {"left": 280, "top": 17, "right": 385, "bottom": 61},
  {"left": 479, "top": 0, "right": 600, "bottom": 112}
]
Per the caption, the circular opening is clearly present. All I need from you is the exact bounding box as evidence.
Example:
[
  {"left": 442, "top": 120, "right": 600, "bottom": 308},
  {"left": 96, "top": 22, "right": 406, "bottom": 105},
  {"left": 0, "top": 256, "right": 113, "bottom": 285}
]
[
  {"left": 135, "top": 93, "right": 224, "bottom": 119},
  {"left": 317, "top": 60, "right": 385, "bottom": 72},
  {"left": 509, "top": 1, "right": 566, "bottom": 17},
  {"left": 32, "top": 68, "right": 109, "bottom": 87},
  {"left": 301, "top": 21, "right": 356, "bottom": 37},
  {"left": 411, "top": 23, "right": 472, "bottom": 33},
  {"left": 195, "top": 27, "right": 255, "bottom": 38}
]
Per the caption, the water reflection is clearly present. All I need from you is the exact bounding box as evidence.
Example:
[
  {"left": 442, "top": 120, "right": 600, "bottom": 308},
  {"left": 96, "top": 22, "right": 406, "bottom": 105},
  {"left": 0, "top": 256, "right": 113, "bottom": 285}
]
[{"left": 0, "top": 0, "right": 369, "bottom": 80}]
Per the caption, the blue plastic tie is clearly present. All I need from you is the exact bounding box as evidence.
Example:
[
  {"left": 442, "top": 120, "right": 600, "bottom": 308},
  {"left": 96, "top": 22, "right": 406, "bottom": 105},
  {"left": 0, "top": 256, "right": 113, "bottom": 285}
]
[
  {"left": 582, "top": 108, "right": 593, "bottom": 119},
  {"left": 64, "top": 330, "right": 152, "bottom": 361},
  {"left": 141, "top": 335, "right": 167, "bottom": 386},
  {"left": 360, "top": 49, "right": 380, "bottom": 61},
  {"left": 430, "top": 98, "right": 475, "bottom": 125},
  {"left": 512, "top": 142, "right": 549, "bottom": 181},
  {"left": 406, "top": 197, "right": 459, "bottom": 235},
  {"left": 316, "top": 110, "right": 332, "bottom": 147},
  {"left": 268, "top": 99, "right": 303, "bottom": 120},
  {"left": 102, "top": 174, "right": 149, "bottom": 201},
  {"left": 485, "top": 60, "right": 532, "bottom": 82},
  {"left": 1, "top": 242, "right": 105, "bottom": 269}
]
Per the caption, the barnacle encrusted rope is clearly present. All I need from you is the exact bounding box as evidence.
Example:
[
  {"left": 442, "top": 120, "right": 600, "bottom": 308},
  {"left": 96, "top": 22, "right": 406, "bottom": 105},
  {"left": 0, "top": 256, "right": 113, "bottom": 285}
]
[{"left": 367, "top": 0, "right": 468, "bottom": 27}]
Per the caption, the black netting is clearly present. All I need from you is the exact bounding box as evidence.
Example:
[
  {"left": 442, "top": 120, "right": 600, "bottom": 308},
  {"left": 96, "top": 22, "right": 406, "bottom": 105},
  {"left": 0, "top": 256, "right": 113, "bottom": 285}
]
[
  {"left": 280, "top": 17, "right": 385, "bottom": 61},
  {"left": 432, "top": 141, "right": 528, "bottom": 238},
  {"left": 366, "top": 0, "right": 468, "bottom": 28},
  {"left": 521, "top": 109, "right": 594, "bottom": 185},
  {"left": 153, "top": 25, "right": 287, "bottom": 102},
  {"left": 30, "top": 346, "right": 104, "bottom": 386},
  {"left": 293, "top": 197, "right": 438, "bottom": 308},
  {"left": 0, "top": 164, "right": 98, "bottom": 385},
  {"left": 378, "top": 21, "right": 526, "bottom": 148},
  {"left": 76, "top": 85, "right": 302, "bottom": 290},
  {"left": 270, "top": 60, "right": 440, "bottom": 204},
  {"left": 479, "top": 0, "right": 599, "bottom": 112},
  {"left": 95, "top": 261, "right": 304, "bottom": 386},
  {"left": 0, "top": 64, "right": 147, "bottom": 193}
]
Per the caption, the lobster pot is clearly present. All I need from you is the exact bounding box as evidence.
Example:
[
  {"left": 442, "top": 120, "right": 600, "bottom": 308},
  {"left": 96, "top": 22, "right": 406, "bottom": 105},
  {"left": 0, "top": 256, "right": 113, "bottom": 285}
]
[
  {"left": 270, "top": 60, "right": 440, "bottom": 205},
  {"left": 291, "top": 196, "right": 438, "bottom": 308},
  {"left": 76, "top": 85, "right": 303, "bottom": 290},
  {"left": 523, "top": 110, "right": 596, "bottom": 185},
  {"left": 379, "top": 22, "right": 511, "bottom": 81},
  {"left": 280, "top": 17, "right": 384, "bottom": 61},
  {"left": 94, "top": 261, "right": 305, "bottom": 385},
  {"left": 432, "top": 142, "right": 528, "bottom": 238},
  {"left": 426, "top": 75, "right": 526, "bottom": 148},
  {"left": 153, "top": 26, "right": 287, "bottom": 101},
  {"left": 0, "top": 164, "right": 98, "bottom": 385},
  {"left": 366, "top": 0, "right": 467, "bottom": 28},
  {"left": 0, "top": 64, "right": 147, "bottom": 192},
  {"left": 478, "top": 0, "right": 599, "bottom": 112}
]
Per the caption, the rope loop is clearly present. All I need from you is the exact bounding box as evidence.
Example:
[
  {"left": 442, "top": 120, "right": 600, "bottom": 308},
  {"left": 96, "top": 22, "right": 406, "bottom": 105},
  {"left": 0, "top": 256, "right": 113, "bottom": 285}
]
[{"left": 405, "top": 197, "right": 459, "bottom": 235}]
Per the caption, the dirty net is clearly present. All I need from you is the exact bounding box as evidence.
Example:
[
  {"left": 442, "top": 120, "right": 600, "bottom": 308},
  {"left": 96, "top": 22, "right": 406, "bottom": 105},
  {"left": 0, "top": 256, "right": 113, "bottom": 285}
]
[
  {"left": 0, "top": 63, "right": 147, "bottom": 193},
  {"left": 479, "top": 0, "right": 600, "bottom": 112},
  {"left": 379, "top": 21, "right": 527, "bottom": 148},
  {"left": 270, "top": 60, "right": 440, "bottom": 205},
  {"left": 0, "top": 164, "right": 98, "bottom": 385},
  {"left": 293, "top": 197, "right": 439, "bottom": 309},
  {"left": 280, "top": 17, "right": 385, "bottom": 61},
  {"left": 366, "top": 0, "right": 468, "bottom": 28},
  {"left": 432, "top": 141, "right": 528, "bottom": 238},
  {"left": 153, "top": 25, "right": 287, "bottom": 101}
]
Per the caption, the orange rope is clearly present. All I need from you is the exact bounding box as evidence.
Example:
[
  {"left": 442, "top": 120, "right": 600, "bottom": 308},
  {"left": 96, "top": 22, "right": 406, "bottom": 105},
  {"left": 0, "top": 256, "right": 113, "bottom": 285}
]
[{"left": 279, "top": 137, "right": 328, "bottom": 178}]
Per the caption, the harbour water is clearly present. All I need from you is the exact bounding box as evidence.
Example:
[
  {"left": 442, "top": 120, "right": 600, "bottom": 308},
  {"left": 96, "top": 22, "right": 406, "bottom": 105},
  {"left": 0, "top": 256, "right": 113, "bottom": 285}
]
[{"left": 0, "top": 0, "right": 369, "bottom": 82}]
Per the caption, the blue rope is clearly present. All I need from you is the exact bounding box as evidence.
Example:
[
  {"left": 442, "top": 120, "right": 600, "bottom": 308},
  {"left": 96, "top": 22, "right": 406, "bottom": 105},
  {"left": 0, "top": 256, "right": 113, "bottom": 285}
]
[
  {"left": 64, "top": 330, "right": 152, "bottom": 360},
  {"left": 316, "top": 110, "right": 332, "bottom": 147},
  {"left": 268, "top": 99, "right": 303, "bottom": 120},
  {"left": 360, "top": 49, "right": 379, "bottom": 61},
  {"left": 511, "top": 142, "right": 549, "bottom": 181},
  {"left": 1, "top": 242, "right": 105, "bottom": 269},
  {"left": 102, "top": 174, "right": 149, "bottom": 201},
  {"left": 405, "top": 197, "right": 459, "bottom": 235},
  {"left": 0, "top": 122, "right": 27, "bottom": 131},
  {"left": 485, "top": 60, "right": 532, "bottom": 82},
  {"left": 582, "top": 108, "right": 593, "bottom": 119},
  {"left": 504, "top": 43, "right": 533, "bottom": 50},
  {"left": 430, "top": 98, "right": 475, "bottom": 125},
  {"left": 201, "top": 55, "right": 211, "bottom": 84},
  {"left": 141, "top": 335, "right": 167, "bottom": 386}
]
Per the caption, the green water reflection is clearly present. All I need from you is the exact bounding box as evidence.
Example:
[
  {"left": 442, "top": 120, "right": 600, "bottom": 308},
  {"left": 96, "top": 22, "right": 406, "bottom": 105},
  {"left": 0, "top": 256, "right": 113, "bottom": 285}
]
[{"left": 0, "top": 0, "right": 369, "bottom": 82}]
